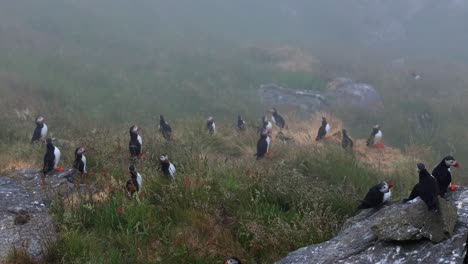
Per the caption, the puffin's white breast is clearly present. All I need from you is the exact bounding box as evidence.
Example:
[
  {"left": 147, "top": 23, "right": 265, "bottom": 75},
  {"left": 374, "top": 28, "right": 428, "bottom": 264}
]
[
  {"left": 137, "top": 173, "right": 142, "bottom": 190},
  {"left": 374, "top": 130, "right": 382, "bottom": 144},
  {"left": 169, "top": 163, "right": 176, "bottom": 177},
  {"left": 54, "top": 147, "right": 61, "bottom": 169},
  {"left": 82, "top": 155, "right": 87, "bottom": 173},
  {"left": 325, "top": 123, "right": 330, "bottom": 133},
  {"left": 383, "top": 190, "right": 391, "bottom": 203},
  {"left": 41, "top": 124, "right": 48, "bottom": 139}
]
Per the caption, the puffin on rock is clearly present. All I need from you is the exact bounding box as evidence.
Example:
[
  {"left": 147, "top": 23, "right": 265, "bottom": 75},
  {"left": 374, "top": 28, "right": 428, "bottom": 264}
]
[
  {"left": 129, "top": 125, "right": 142, "bottom": 159},
  {"left": 159, "top": 115, "right": 172, "bottom": 140},
  {"left": 358, "top": 182, "right": 393, "bottom": 209},
  {"left": 269, "top": 108, "right": 286, "bottom": 129},
  {"left": 416, "top": 163, "right": 439, "bottom": 212},
  {"left": 432, "top": 155, "right": 460, "bottom": 198},
  {"left": 73, "top": 147, "right": 87, "bottom": 175},
  {"left": 315, "top": 117, "right": 330, "bottom": 141},
  {"left": 43, "top": 138, "right": 61, "bottom": 176},
  {"left": 31, "top": 116, "right": 48, "bottom": 143}
]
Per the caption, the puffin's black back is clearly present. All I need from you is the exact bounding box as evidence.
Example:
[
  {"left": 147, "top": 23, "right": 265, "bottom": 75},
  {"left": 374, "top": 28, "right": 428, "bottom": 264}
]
[
  {"left": 418, "top": 168, "right": 439, "bottom": 211},
  {"left": 273, "top": 112, "right": 286, "bottom": 128},
  {"left": 43, "top": 142, "right": 55, "bottom": 174},
  {"left": 342, "top": 130, "right": 353, "bottom": 149},
  {"left": 31, "top": 123, "right": 43, "bottom": 142},
  {"left": 316, "top": 119, "right": 327, "bottom": 141},
  {"left": 160, "top": 116, "right": 172, "bottom": 140},
  {"left": 432, "top": 158, "right": 452, "bottom": 197},
  {"left": 73, "top": 149, "right": 85, "bottom": 174},
  {"left": 358, "top": 183, "right": 384, "bottom": 209},
  {"left": 256, "top": 134, "right": 268, "bottom": 159},
  {"left": 129, "top": 130, "right": 141, "bottom": 157}
]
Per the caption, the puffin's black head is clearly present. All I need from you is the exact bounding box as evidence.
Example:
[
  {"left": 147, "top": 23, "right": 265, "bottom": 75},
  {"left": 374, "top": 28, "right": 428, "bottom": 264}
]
[
  {"left": 416, "top": 163, "right": 426, "bottom": 172},
  {"left": 129, "top": 164, "right": 137, "bottom": 173},
  {"left": 260, "top": 128, "right": 269, "bottom": 136},
  {"left": 443, "top": 156, "right": 460, "bottom": 168},
  {"left": 75, "top": 147, "right": 85, "bottom": 155},
  {"left": 269, "top": 108, "right": 277, "bottom": 114},
  {"left": 372, "top": 125, "right": 380, "bottom": 133},
  {"left": 224, "top": 257, "right": 241, "bottom": 264},
  {"left": 160, "top": 115, "right": 164, "bottom": 121},
  {"left": 378, "top": 182, "right": 393, "bottom": 193},
  {"left": 36, "top": 116, "right": 44, "bottom": 125},
  {"left": 342, "top": 129, "right": 348, "bottom": 136},
  {"left": 238, "top": 115, "right": 242, "bottom": 120},
  {"left": 160, "top": 154, "right": 169, "bottom": 163},
  {"left": 130, "top": 125, "right": 139, "bottom": 134},
  {"left": 46, "top": 138, "right": 53, "bottom": 144}
]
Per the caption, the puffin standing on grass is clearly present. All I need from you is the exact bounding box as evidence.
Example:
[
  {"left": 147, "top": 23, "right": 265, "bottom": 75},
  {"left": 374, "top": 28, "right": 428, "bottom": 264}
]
[
  {"left": 366, "top": 125, "right": 383, "bottom": 148},
  {"left": 159, "top": 115, "right": 172, "bottom": 140},
  {"left": 31, "top": 116, "right": 48, "bottom": 143},
  {"left": 43, "top": 138, "right": 61, "bottom": 180},
  {"left": 416, "top": 163, "right": 439, "bottom": 212},
  {"left": 237, "top": 115, "right": 247, "bottom": 131},
  {"left": 159, "top": 154, "right": 176, "bottom": 180},
  {"left": 269, "top": 108, "right": 286, "bottom": 129},
  {"left": 432, "top": 155, "right": 460, "bottom": 197},
  {"left": 207, "top": 116, "right": 216, "bottom": 134},
  {"left": 126, "top": 164, "right": 142, "bottom": 196},
  {"left": 315, "top": 117, "right": 330, "bottom": 141},
  {"left": 358, "top": 182, "right": 393, "bottom": 209},
  {"left": 129, "top": 125, "right": 142, "bottom": 159},
  {"left": 255, "top": 128, "right": 270, "bottom": 159},
  {"left": 73, "top": 147, "right": 87, "bottom": 175},
  {"left": 341, "top": 129, "right": 353, "bottom": 149}
]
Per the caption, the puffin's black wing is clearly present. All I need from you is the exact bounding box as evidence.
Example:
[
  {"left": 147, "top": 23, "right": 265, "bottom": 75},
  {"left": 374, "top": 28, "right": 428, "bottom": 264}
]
[
  {"left": 276, "top": 114, "right": 286, "bottom": 128},
  {"left": 129, "top": 140, "right": 141, "bottom": 157},
  {"left": 358, "top": 185, "right": 382, "bottom": 209},
  {"left": 432, "top": 163, "right": 451, "bottom": 197},
  {"left": 74, "top": 159, "right": 85, "bottom": 174},
  {"left": 316, "top": 126, "right": 326, "bottom": 141},
  {"left": 43, "top": 152, "right": 55, "bottom": 174},
  {"left": 31, "top": 127, "right": 41, "bottom": 142},
  {"left": 256, "top": 138, "right": 268, "bottom": 158}
]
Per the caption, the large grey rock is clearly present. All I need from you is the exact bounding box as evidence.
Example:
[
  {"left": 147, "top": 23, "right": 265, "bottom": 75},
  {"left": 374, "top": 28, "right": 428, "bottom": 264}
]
[
  {"left": 0, "top": 168, "right": 94, "bottom": 261},
  {"left": 259, "top": 78, "right": 383, "bottom": 113},
  {"left": 372, "top": 197, "right": 457, "bottom": 243},
  {"left": 276, "top": 187, "right": 468, "bottom": 264},
  {"left": 0, "top": 177, "right": 54, "bottom": 259}
]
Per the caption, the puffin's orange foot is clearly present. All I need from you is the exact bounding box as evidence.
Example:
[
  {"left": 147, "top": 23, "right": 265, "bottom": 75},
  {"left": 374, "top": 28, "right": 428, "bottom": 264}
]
[
  {"left": 56, "top": 166, "right": 64, "bottom": 172},
  {"left": 449, "top": 185, "right": 458, "bottom": 191},
  {"left": 266, "top": 151, "right": 273, "bottom": 157},
  {"left": 376, "top": 142, "right": 385, "bottom": 149}
]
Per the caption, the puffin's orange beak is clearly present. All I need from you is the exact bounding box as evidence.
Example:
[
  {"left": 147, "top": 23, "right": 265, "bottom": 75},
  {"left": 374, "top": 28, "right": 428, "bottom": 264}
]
[
  {"left": 387, "top": 183, "right": 394, "bottom": 189},
  {"left": 454, "top": 162, "right": 460, "bottom": 168}
]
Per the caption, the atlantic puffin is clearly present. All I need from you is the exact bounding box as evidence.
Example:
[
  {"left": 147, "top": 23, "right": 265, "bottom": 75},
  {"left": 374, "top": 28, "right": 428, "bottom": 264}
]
[
  {"left": 366, "top": 125, "right": 382, "bottom": 147},
  {"left": 358, "top": 182, "right": 393, "bottom": 209},
  {"left": 31, "top": 116, "right": 48, "bottom": 143},
  {"left": 269, "top": 108, "right": 286, "bottom": 129},
  {"left": 432, "top": 155, "right": 460, "bottom": 197},
  {"left": 159, "top": 154, "right": 176, "bottom": 180},
  {"left": 126, "top": 164, "right": 142, "bottom": 195},
  {"left": 207, "top": 116, "right": 216, "bottom": 134},
  {"left": 129, "top": 125, "right": 142, "bottom": 158},
  {"left": 43, "top": 138, "right": 61, "bottom": 175},
  {"left": 237, "top": 115, "right": 247, "bottom": 131},
  {"left": 315, "top": 117, "right": 330, "bottom": 141},
  {"left": 224, "top": 257, "right": 241, "bottom": 264},
  {"left": 262, "top": 115, "right": 273, "bottom": 132},
  {"left": 159, "top": 115, "right": 172, "bottom": 140},
  {"left": 341, "top": 129, "right": 353, "bottom": 149},
  {"left": 255, "top": 128, "right": 270, "bottom": 159},
  {"left": 416, "top": 163, "right": 439, "bottom": 212},
  {"left": 73, "top": 147, "right": 87, "bottom": 175}
]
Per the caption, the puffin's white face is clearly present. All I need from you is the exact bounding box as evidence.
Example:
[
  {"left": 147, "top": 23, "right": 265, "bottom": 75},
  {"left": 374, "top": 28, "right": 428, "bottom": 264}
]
[
  {"left": 36, "top": 117, "right": 44, "bottom": 124},
  {"left": 160, "top": 155, "right": 168, "bottom": 161},
  {"left": 445, "top": 159, "right": 460, "bottom": 168},
  {"left": 379, "top": 182, "right": 393, "bottom": 193},
  {"left": 131, "top": 126, "right": 139, "bottom": 133},
  {"left": 225, "top": 259, "right": 240, "bottom": 264},
  {"left": 208, "top": 117, "right": 213, "bottom": 122},
  {"left": 76, "top": 148, "right": 85, "bottom": 155}
]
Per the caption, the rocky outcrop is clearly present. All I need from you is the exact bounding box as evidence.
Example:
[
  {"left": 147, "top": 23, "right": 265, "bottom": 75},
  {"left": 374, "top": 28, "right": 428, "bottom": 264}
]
[
  {"left": 0, "top": 177, "right": 54, "bottom": 259},
  {"left": 0, "top": 168, "right": 91, "bottom": 260},
  {"left": 259, "top": 78, "right": 383, "bottom": 113},
  {"left": 276, "top": 187, "right": 468, "bottom": 264}
]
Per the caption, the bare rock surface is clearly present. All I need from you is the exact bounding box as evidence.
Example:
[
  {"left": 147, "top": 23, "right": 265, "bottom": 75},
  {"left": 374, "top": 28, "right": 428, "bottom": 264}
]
[{"left": 276, "top": 187, "right": 468, "bottom": 264}]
